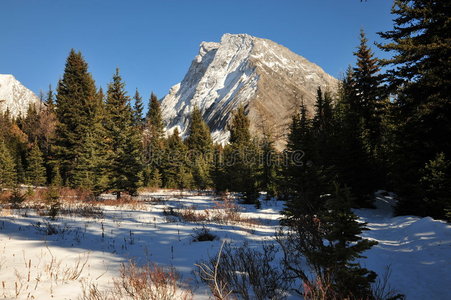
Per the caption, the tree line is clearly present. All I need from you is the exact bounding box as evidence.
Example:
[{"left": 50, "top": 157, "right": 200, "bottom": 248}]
[{"left": 1, "top": 0, "right": 449, "bottom": 220}]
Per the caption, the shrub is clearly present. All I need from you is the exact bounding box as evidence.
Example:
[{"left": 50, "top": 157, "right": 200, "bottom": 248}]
[
  {"left": 196, "top": 242, "right": 289, "bottom": 300},
  {"left": 191, "top": 226, "right": 217, "bottom": 242},
  {"left": 114, "top": 261, "right": 192, "bottom": 300},
  {"left": 8, "top": 187, "right": 26, "bottom": 208}
]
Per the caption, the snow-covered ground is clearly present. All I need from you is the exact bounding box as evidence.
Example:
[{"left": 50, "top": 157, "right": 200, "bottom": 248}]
[{"left": 0, "top": 190, "right": 449, "bottom": 299}]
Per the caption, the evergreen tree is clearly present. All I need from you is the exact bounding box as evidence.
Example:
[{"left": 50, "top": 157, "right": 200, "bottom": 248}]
[
  {"left": 105, "top": 69, "right": 143, "bottom": 198},
  {"left": 259, "top": 134, "right": 278, "bottom": 199},
  {"left": 279, "top": 181, "right": 379, "bottom": 299},
  {"left": 419, "top": 153, "right": 451, "bottom": 221},
  {"left": 229, "top": 105, "right": 251, "bottom": 145},
  {"left": 162, "top": 128, "right": 192, "bottom": 189},
  {"left": 143, "top": 92, "right": 165, "bottom": 187},
  {"left": 312, "top": 87, "right": 335, "bottom": 169},
  {"left": 132, "top": 88, "right": 145, "bottom": 128},
  {"left": 281, "top": 103, "right": 306, "bottom": 198},
  {"left": 378, "top": 0, "right": 451, "bottom": 218},
  {"left": 25, "top": 140, "right": 46, "bottom": 186},
  {"left": 51, "top": 165, "right": 63, "bottom": 187},
  {"left": 353, "top": 30, "right": 386, "bottom": 156},
  {"left": 225, "top": 106, "right": 259, "bottom": 205},
  {"left": 46, "top": 85, "right": 55, "bottom": 111},
  {"left": 186, "top": 106, "right": 213, "bottom": 189},
  {"left": 211, "top": 143, "right": 227, "bottom": 192},
  {"left": 146, "top": 92, "right": 165, "bottom": 139},
  {"left": 54, "top": 49, "right": 106, "bottom": 189},
  {"left": 332, "top": 69, "right": 377, "bottom": 206},
  {"left": 0, "top": 139, "right": 16, "bottom": 188},
  {"left": 321, "top": 183, "right": 378, "bottom": 298}
]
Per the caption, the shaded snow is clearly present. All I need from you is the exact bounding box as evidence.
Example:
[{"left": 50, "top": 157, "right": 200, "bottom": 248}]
[{"left": 0, "top": 191, "right": 449, "bottom": 299}]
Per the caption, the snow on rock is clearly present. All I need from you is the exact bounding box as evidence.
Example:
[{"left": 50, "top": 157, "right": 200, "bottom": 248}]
[
  {"left": 161, "top": 33, "right": 338, "bottom": 149},
  {"left": 0, "top": 74, "right": 41, "bottom": 119}
]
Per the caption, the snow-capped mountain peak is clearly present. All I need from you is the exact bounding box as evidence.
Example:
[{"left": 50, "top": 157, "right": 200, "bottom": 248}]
[
  {"left": 161, "top": 34, "right": 338, "bottom": 148},
  {"left": 0, "top": 74, "right": 41, "bottom": 119}
]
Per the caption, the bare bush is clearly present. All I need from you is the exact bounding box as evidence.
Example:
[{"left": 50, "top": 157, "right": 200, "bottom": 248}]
[
  {"left": 113, "top": 261, "right": 192, "bottom": 300},
  {"left": 80, "top": 281, "right": 115, "bottom": 300},
  {"left": 372, "top": 266, "right": 405, "bottom": 300},
  {"left": 171, "top": 199, "right": 260, "bottom": 227},
  {"left": 196, "top": 242, "right": 289, "bottom": 300},
  {"left": 195, "top": 241, "right": 233, "bottom": 300}
]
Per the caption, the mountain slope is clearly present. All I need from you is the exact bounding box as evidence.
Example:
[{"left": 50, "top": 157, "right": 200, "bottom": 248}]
[
  {"left": 0, "top": 74, "right": 41, "bottom": 119},
  {"left": 161, "top": 33, "right": 338, "bottom": 148}
]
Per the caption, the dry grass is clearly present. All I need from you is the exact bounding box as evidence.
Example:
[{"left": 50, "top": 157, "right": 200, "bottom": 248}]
[
  {"left": 0, "top": 250, "right": 90, "bottom": 299},
  {"left": 170, "top": 197, "right": 261, "bottom": 227},
  {"left": 114, "top": 261, "right": 192, "bottom": 300},
  {"left": 80, "top": 261, "right": 193, "bottom": 300}
]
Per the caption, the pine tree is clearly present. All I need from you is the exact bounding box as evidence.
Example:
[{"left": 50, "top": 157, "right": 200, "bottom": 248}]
[
  {"left": 186, "top": 106, "right": 213, "bottom": 189},
  {"left": 162, "top": 128, "right": 192, "bottom": 189},
  {"left": 378, "top": 0, "right": 451, "bottom": 218},
  {"left": 334, "top": 69, "right": 375, "bottom": 206},
  {"left": 0, "top": 139, "right": 16, "bottom": 188},
  {"left": 143, "top": 92, "right": 165, "bottom": 187},
  {"left": 312, "top": 87, "right": 335, "bottom": 168},
  {"left": 229, "top": 105, "right": 251, "bottom": 145},
  {"left": 259, "top": 134, "right": 278, "bottom": 199},
  {"left": 225, "top": 106, "right": 259, "bottom": 205},
  {"left": 133, "top": 88, "right": 145, "bottom": 128},
  {"left": 419, "top": 153, "right": 451, "bottom": 221},
  {"left": 353, "top": 30, "right": 386, "bottom": 156},
  {"left": 54, "top": 49, "right": 106, "bottom": 189},
  {"left": 146, "top": 92, "right": 165, "bottom": 139},
  {"left": 51, "top": 165, "right": 63, "bottom": 187},
  {"left": 46, "top": 85, "right": 55, "bottom": 111},
  {"left": 105, "top": 69, "right": 143, "bottom": 198},
  {"left": 211, "top": 143, "right": 227, "bottom": 192},
  {"left": 281, "top": 105, "right": 304, "bottom": 198},
  {"left": 25, "top": 140, "right": 46, "bottom": 186},
  {"left": 278, "top": 182, "right": 378, "bottom": 299}
]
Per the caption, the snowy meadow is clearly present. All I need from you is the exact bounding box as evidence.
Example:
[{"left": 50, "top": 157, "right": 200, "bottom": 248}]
[{"left": 0, "top": 190, "right": 450, "bottom": 299}]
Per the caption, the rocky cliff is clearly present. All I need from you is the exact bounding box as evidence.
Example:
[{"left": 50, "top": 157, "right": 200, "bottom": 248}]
[{"left": 161, "top": 34, "right": 338, "bottom": 149}]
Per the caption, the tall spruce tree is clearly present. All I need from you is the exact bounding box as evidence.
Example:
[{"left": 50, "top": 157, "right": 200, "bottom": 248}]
[
  {"left": 225, "top": 105, "right": 259, "bottom": 204},
  {"left": 133, "top": 88, "right": 145, "bottom": 128},
  {"left": 186, "top": 106, "right": 213, "bottom": 189},
  {"left": 0, "top": 139, "right": 16, "bottom": 188},
  {"left": 105, "top": 69, "right": 143, "bottom": 198},
  {"left": 312, "top": 87, "right": 335, "bottom": 169},
  {"left": 25, "top": 140, "right": 46, "bottom": 186},
  {"left": 334, "top": 68, "right": 375, "bottom": 205},
  {"left": 353, "top": 30, "right": 386, "bottom": 156},
  {"left": 259, "top": 134, "right": 278, "bottom": 199},
  {"left": 378, "top": 0, "right": 451, "bottom": 218},
  {"left": 54, "top": 49, "right": 106, "bottom": 189},
  {"left": 163, "top": 128, "right": 192, "bottom": 189},
  {"left": 143, "top": 92, "right": 165, "bottom": 187}
]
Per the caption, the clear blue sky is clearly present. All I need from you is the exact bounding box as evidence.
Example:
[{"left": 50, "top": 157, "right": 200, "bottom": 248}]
[{"left": 1, "top": 0, "right": 394, "bottom": 105}]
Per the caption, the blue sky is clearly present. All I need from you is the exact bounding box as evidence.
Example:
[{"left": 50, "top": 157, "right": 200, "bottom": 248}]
[{"left": 1, "top": 0, "right": 394, "bottom": 105}]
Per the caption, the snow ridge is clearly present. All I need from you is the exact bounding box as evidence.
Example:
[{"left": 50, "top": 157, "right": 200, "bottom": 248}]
[{"left": 0, "top": 74, "right": 41, "bottom": 118}]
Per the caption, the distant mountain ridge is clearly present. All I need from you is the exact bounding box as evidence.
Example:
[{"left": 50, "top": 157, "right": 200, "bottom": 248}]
[
  {"left": 0, "top": 74, "right": 41, "bottom": 118},
  {"left": 161, "top": 33, "right": 338, "bottom": 149}
]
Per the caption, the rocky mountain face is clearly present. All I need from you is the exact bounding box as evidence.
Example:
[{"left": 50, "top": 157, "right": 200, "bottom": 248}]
[
  {"left": 0, "top": 74, "right": 41, "bottom": 119},
  {"left": 161, "top": 33, "right": 338, "bottom": 149}
]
